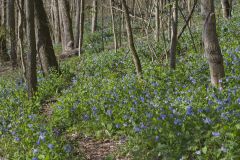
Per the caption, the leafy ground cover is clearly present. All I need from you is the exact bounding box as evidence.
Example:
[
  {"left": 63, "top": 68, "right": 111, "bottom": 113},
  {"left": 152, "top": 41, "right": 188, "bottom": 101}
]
[{"left": 1, "top": 10, "right": 240, "bottom": 160}]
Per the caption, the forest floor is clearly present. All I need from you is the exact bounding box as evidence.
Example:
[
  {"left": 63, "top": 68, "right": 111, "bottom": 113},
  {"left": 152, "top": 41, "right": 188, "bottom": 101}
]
[
  {"left": 1, "top": 11, "right": 240, "bottom": 160},
  {"left": 37, "top": 57, "right": 135, "bottom": 160}
]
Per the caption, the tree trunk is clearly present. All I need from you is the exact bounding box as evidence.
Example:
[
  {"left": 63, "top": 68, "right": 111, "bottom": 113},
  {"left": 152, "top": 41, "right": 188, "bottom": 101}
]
[
  {"left": 122, "top": 0, "right": 142, "bottom": 78},
  {"left": 59, "top": 0, "right": 74, "bottom": 50},
  {"left": 74, "top": 0, "right": 80, "bottom": 48},
  {"left": 0, "top": 0, "right": 10, "bottom": 62},
  {"left": 53, "top": 0, "right": 61, "bottom": 44},
  {"left": 79, "top": 0, "right": 85, "bottom": 56},
  {"left": 34, "top": 0, "right": 59, "bottom": 76},
  {"left": 155, "top": 0, "right": 160, "bottom": 42},
  {"left": 7, "top": 0, "right": 17, "bottom": 68},
  {"left": 110, "top": 0, "right": 118, "bottom": 52},
  {"left": 170, "top": 0, "right": 178, "bottom": 69},
  {"left": 26, "top": 0, "right": 37, "bottom": 98},
  {"left": 221, "top": 0, "right": 231, "bottom": 19},
  {"left": 202, "top": 0, "right": 225, "bottom": 86},
  {"left": 17, "top": 0, "right": 26, "bottom": 79},
  {"left": 91, "top": 0, "right": 98, "bottom": 33}
]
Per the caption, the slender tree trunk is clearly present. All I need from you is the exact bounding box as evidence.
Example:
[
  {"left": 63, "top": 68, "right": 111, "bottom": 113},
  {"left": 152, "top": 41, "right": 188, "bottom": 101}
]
[
  {"left": 74, "top": 0, "right": 80, "bottom": 48},
  {"left": 155, "top": 0, "right": 160, "bottom": 42},
  {"left": 168, "top": 0, "right": 172, "bottom": 41},
  {"left": 110, "top": 0, "right": 118, "bottom": 52},
  {"left": 26, "top": 0, "right": 37, "bottom": 98},
  {"left": 221, "top": 0, "right": 231, "bottom": 19},
  {"left": 170, "top": 0, "right": 178, "bottom": 69},
  {"left": 202, "top": 0, "right": 225, "bottom": 86},
  {"left": 79, "top": 0, "right": 85, "bottom": 56},
  {"left": 59, "top": 0, "right": 74, "bottom": 50},
  {"left": 122, "top": 0, "right": 142, "bottom": 77},
  {"left": 187, "top": 0, "right": 192, "bottom": 26},
  {"left": 0, "top": 0, "right": 10, "bottom": 62},
  {"left": 16, "top": 0, "right": 26, "bottom": 79},
  {"left": 34, "top": 0, "right": 59, "bottom": 76},
  {"left": 53, "top": 0, "right": 61, "bottom": 44},
  {"left": 7, "top": 0, "right": 17, "bottom": 67},
  {"left": 101, "top": 0, "right": 105, "bottom": 50},
  {"left": 91, "top": 0, "right": 98, "bottom": 33}
]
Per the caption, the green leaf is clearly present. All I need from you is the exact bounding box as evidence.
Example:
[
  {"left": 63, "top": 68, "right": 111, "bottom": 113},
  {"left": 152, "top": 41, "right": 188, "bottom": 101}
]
[{"left": 202, "top": 146, "right": 208, "bottom": 154}]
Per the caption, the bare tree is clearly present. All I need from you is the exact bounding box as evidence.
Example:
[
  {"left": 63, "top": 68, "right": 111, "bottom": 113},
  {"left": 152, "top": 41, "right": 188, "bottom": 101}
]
[
  {"left": 91, "top": 0, "right": 98, "bottom": 33},
  {"left": 7, "top": 0, "right": 17, "bottom": 68},
  {"left": 26, "top": 0, "right": 37, "bottom": 97},
  {"left": 170, "top": 0, "right": 178, "bottom": 69},
  {"left": 79, "top": 0, "right": 85, "bottom": 56},
  {"left": 122, "top": 0, "right": 142, "bottom": 77},
  {"left": 202, "top": 0, "right": 225, "bottom": 86}
]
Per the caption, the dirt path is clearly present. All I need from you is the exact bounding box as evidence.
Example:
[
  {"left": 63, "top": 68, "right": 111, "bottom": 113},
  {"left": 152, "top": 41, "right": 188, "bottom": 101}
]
[{"left": 42, "top": 96, "right": 129, "bottom": 160}]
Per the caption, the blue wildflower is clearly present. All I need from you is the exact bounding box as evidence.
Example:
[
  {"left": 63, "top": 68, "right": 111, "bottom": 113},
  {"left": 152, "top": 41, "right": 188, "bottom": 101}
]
[
  {"left": 237, "top": 98, "right": 240, "bottom": 104},
  {"left": 48, "top": 144, "right": 54, "bottom": 150},
  {"left": 39, "top": 132, "right": 45, "bottom": 140},
  {"left": 140, "top": 122, "right": 147, "bottom": 129},
  {"left": 134, "top": 126, "right": 141, "bottom": 133},
  {"left": 174, "top": 119, "right": 182, "bottom": 126},
  {"left": 203, "top": 117, "right": 212, "bottom": 124},
  {"left": 159, "top": 114, "right": 167, "bottom": 120},
  {"left": 140, "top": 97, "right": 145, "bottom": 102},
  {"left": 14, "top": 137, "right": 20, "bottom": 142},
  {"left": 83, "top": 114, "right": 89, "bottom": 121},
  {"left": 186, "top": 106, "right": 193, "bottom": 116},
  {"left": 115, "top": 124, "right": 121, "bottom": 129},
  {"left": 106, "top": 110, "right": 112, "bottom": 116},
  {"left": 212, "top": 132, "right": 220, "bottom": 137}
]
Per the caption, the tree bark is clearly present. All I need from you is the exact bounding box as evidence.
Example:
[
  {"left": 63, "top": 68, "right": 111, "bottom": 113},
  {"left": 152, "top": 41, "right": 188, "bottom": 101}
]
[
  {"left": 202, "top": 0, "right": 225, "bottom": 86},
  {"left": 74, "top": 0, "right": 80, "bottom": 48},
  {"left": 155, "top": 0, "right": 160, "bottom": 42},
  {"left": 91, "top": 0, "right": 98, "bottom": 33},
  {"left": 79, "top": 0, "right": 85, "bottom": 56},
  {"left": 26, "top": 0, "right": 37, "bottom": 97},
  {"left": 110, "top": 0, "right": 118, "bottom": 52},
  {"left": 122, "top": 0, "right": 142, "bottom": 78},
  {"left": 170, "top": 0, "right": 178, "bottom": 69},
  {"left": 0, "top": 0, "right": 10, "bottom": 62},
  {"left": 59, "top": 0, "right": 74, "bottom": 50},
  {"left": 53, "top": 0, "right": 61, "bottom": 44},
  {"left": 34, "top": 0, "right": 59, "bottom": 76},
  {"left": 221, "top": 0, "right": 231, "bottom": 19},
  {"left": 7, "top": 0, "right": 17, "bottom": 68}
]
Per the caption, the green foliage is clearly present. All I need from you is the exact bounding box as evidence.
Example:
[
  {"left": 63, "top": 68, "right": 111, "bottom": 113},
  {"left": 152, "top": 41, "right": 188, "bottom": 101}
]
[
  {"left": 1, "top": 6, "right": 240, "bottom": 160},
  {"left": 0, "top": 67, "right": 75, "bottom": 159}
]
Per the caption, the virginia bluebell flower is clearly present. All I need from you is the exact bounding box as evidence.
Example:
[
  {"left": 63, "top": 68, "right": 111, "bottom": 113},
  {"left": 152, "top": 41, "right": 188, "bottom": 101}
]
[
  {"left": 212, "top": 132, "right": 220, "bottom": 137},
  {"left": 203, "top": 117, "right": 212, "bottom": 124},
  {"left": 48, "top": 144, "right": 54, "bottom": 150},
  {"left": 186, "top": 106, "right": 193, "bottom": 116}
]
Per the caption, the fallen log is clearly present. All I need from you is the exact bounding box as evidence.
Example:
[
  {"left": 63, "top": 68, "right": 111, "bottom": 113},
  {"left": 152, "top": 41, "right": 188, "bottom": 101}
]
[{"left": 59, "top": 48, "right": 81, "bottom": 60}]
